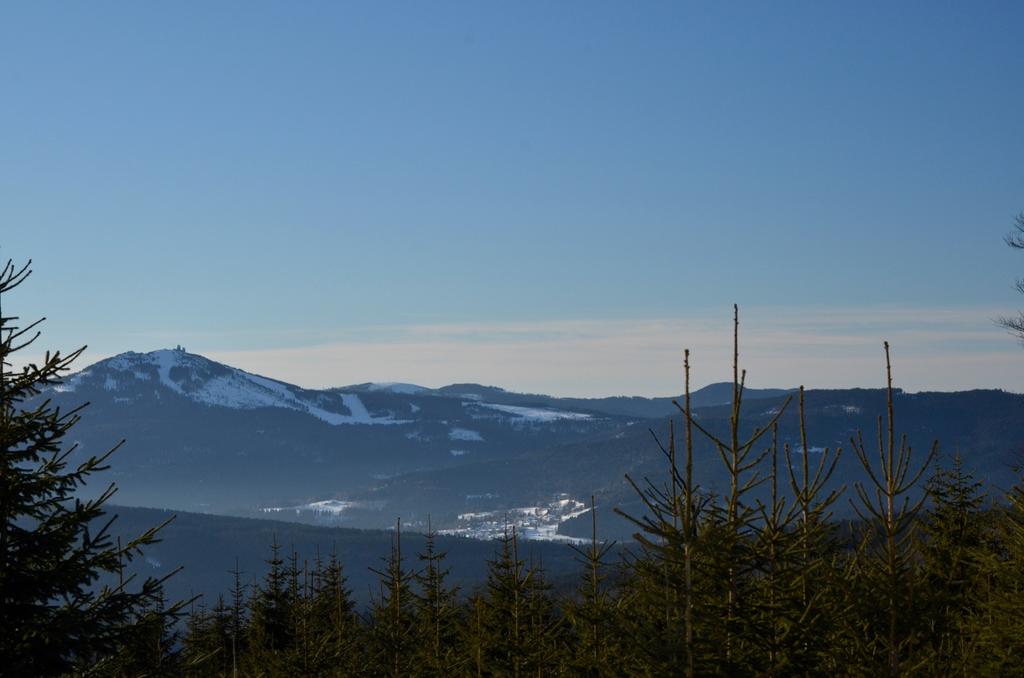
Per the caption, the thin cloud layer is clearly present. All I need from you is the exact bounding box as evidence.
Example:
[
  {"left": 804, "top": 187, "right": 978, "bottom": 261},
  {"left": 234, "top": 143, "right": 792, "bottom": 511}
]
[{"left": 187, "top": 306, "right": 1022, "bottom": 397}]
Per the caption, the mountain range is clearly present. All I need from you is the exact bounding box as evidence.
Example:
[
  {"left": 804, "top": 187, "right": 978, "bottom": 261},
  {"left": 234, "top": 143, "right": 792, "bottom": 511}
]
[{"left": 43, "top": 348, "right": 1024, "bottom": 542}]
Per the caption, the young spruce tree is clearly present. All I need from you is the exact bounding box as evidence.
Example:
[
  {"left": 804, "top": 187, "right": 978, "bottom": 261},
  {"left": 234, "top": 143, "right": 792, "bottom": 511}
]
[
  {"left": 368, "top": 519, "right": 416, "bottom": 677},
  {"left": 847, "top": 342, "right": 937, "bottom": 676},
  {"left": 411, "top": 519, "right": 463, "bottom": 676}
]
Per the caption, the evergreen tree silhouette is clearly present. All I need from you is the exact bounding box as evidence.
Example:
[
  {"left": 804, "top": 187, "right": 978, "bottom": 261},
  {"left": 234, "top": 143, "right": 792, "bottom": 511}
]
[
  {"left": 0, "top": 257, "right": 183, "bottom": 674},
  {"left": 411, "top": 518, "right": 463, "bottom": 676}
]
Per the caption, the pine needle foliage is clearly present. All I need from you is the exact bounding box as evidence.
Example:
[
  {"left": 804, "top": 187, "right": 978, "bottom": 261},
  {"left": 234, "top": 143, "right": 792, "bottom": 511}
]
[
  {"left": 243, "top": 539, "right": 297, "bottom": 675},
  {"left": 368, "top": 519, "right": 416, "bottom": 677},
  {"left": 617, "top": 306, "right": 794, "bottom": 675},
  {"left": 847, "top": 342, "right": 937, "bottom": 676},
  {"left": 917, "top": 452, "right": 986, "bottom": 675},
  {"left": 971, "top": 466, "right": 1024, "bottom": 673},
  {"left": 308, "top": 549, "right": 360, "bottom": 674},
  {"left": 0, "top": 257, "right": 183, "bottom": 675},
  {"left": 776, "top": 387, "right": 846, "bottom": 673},
  {"left": 411, "top": 519, "right": 463, "bottom": 676},
  {"left": 565, "top": 497, "right": 621, "bottom": 677}
]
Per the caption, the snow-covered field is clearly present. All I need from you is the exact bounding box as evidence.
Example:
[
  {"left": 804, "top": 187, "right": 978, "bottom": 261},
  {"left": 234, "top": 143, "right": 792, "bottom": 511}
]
[{"left": 471, "top": 402, "right": 593, "bottom": 422}]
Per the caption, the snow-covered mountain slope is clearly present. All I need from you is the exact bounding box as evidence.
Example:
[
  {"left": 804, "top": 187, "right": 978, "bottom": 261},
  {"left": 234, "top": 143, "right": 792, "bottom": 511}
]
[
  {"left": 56, "top": 348, "right": 407, "bottom": 426},
  {"left": 52, "top": 348, "right": 613, "bottom": 430},
  {"left": 468, "top": 402, "right": 593, "bottom": 422}
]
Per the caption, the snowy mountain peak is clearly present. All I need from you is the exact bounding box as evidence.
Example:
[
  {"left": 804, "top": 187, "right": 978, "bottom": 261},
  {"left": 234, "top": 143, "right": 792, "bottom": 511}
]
[{"left": 55, "top": 349, "right": 409, "bottom": 427}]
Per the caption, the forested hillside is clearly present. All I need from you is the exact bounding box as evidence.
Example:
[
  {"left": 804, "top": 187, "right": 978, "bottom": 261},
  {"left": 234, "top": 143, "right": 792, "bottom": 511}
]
[{"left": 103, "top": 506, "right": 583, "bottom": 611}]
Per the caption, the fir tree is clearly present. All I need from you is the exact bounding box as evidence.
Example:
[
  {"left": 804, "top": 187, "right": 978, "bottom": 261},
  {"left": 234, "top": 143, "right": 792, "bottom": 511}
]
[
  {"left": 285, "top": 548, "right": 314, "bottom": 674},
  {"left": 181, "top": 595, "right": 233, "bottom": 676},
  {"left": 411, "top": 519, "right": 463, "bottom": 676},
  {"left": 777, "top": 387, "right": 845, "bottom": 674},
  {"left": 462, "top": 593, "right": 489, "bottom": 678},
  {"left": 368, "top": 519, "right": 416, "bottom": 677},
  {"left": 971, "top": 464, "right": 1024, "bottom": 672},
  {"left": 480, "top": 524, "right": 533, "bottom": 676},
  {"left": 566, "top": 497, "right": 620, "bottom": 676},
  {"left": 679, "top": 306, "right": 789, "bottom": 673},
  {"left": 749, "top": 423, "right": 802, "bottom": 677},
  {"left": 520, "top": 553, "right": 565, "bottom": 676},
  {"left": 917, "top": 452, "right": 986, "bottom": 674},
  {"left": 618, "top": 307, "right": 790, "bottom": 675},
  {"left": 95, "top": 588, "right": 184, "bottom": 677},
  {"left": 308, "top": 548, "right": 360, "bottom": 674},
  {"left": 616, "top": 362, "right": 703, "bottom": 674},
  {"left": 228, "top": 558, "right": 247, "bottom": 678},
  {"left": 0, "top": 257, "right": 182, "bottom": 675},
  {"left": 847, "top": 342, "right": 937, "bottom": 676},
  {"left": 245, "top": 539, "right": 295, "bottom": 673}
]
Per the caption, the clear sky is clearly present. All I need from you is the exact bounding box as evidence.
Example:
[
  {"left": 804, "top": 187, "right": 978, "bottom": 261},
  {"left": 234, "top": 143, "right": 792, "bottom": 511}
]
[{"left": 2, "top": 2, "right": 1023, "bottom": 396}]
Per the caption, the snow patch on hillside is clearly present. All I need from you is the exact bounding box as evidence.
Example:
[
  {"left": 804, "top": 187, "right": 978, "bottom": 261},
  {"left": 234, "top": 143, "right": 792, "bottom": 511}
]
[
  {"left": 53, "top": 371, "right": 89, "bottom": 393},
  {"left": 449, "top": 427, "right": 484, "bottom": 442},
  {"left": 339, "top": 393, "right": 370, "bottom": 420},
  {"left": 150, "top": 349, "right": 185, "bottom": 394},
  {"left": 161, "top": 351, "right": 410, "bottom": 425},
  {"left": 106, "top": 354, "right": 139, "bottom": 371},
  {"left": 472, "top": 402, "right": 593, "bottom": 422},
  {"left": 194, "top": 373, "right": 284, "bottom": 409},
  {"left": 194, "top": 374, "right": 405, "bottom": 426},
  {"left": 790, "top": 445, "right": 827, "bottom": 455},
  {"left": 260, "top": 498, "right": 385, "bottom": 525}
]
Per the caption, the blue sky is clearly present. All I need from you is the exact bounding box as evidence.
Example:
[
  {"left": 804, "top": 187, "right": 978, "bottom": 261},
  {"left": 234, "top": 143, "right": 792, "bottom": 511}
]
[{"left": 2, "top": 2, "right": 1022, "bottom": 395}]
